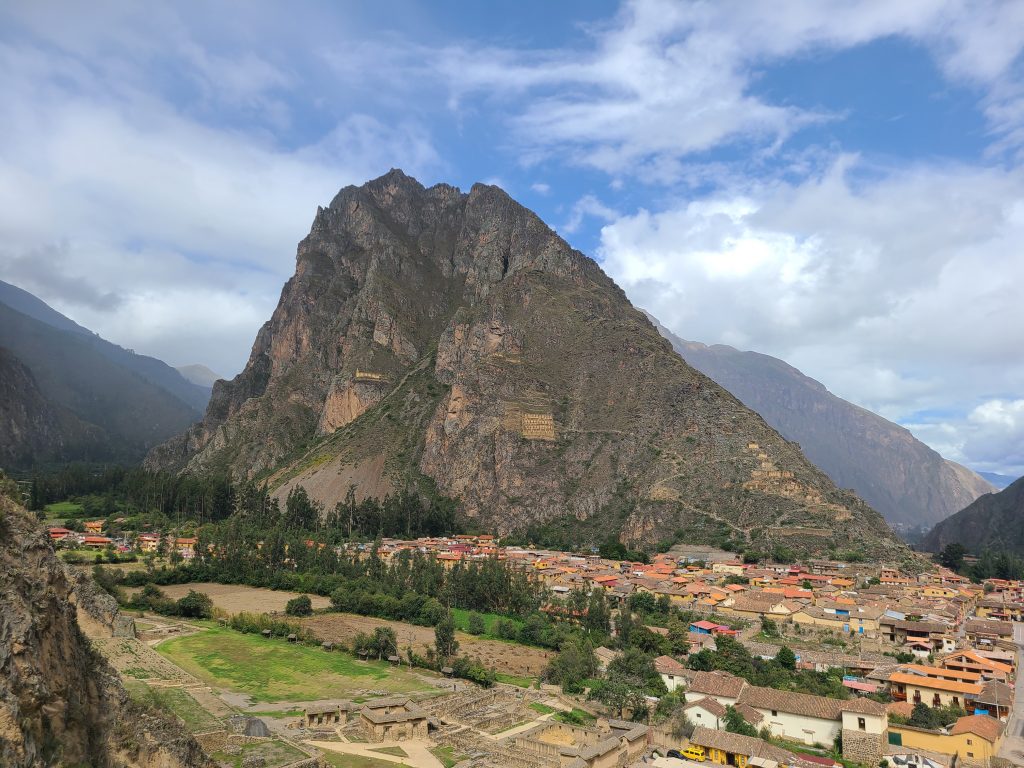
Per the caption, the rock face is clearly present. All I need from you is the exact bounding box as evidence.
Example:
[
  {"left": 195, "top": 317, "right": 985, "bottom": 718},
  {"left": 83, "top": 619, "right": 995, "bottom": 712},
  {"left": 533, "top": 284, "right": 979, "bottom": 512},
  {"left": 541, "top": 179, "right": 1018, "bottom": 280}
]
[
  {"left": 923, "top": 477, "right": 1024, "bottom": 555},
  {"left": 148, "top": 170, "right": 906, "bottom": 558},
  {"left": 0, "top": 491, "right": 211, "bottom": 768},
  {"left": 649, "top": 324, "right": 994, "bottom": 532}
]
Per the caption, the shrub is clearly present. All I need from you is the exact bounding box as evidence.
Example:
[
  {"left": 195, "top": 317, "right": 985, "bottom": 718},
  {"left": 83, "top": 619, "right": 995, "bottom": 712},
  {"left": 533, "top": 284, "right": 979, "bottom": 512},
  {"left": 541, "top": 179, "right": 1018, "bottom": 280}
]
[
  {"left": 285, "top": 594, "right": 313, "bottom": 617},
  {"left": 467, "top": 612, "right": 486, "bottom": 635},
  {"left": 176, "top": 590, "right": 213, "bottom": 619}
]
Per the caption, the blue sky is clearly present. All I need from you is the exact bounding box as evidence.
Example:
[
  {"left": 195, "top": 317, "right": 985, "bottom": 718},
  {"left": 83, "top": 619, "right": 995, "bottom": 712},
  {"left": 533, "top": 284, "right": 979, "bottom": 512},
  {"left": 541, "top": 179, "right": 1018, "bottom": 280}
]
[{"left": 1, "top": 0, "right": 1023, "bottom": 476}]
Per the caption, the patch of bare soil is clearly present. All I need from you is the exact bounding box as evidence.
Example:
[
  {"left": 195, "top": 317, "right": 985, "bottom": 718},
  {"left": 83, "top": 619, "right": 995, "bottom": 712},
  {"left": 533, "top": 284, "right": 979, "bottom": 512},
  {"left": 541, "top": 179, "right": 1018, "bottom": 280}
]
[
  {"left": 126, "top": 582, "right": 331, "bottom": 615},
  {"left": 301, "top": 613, "right": 553, "bottom": 677}
]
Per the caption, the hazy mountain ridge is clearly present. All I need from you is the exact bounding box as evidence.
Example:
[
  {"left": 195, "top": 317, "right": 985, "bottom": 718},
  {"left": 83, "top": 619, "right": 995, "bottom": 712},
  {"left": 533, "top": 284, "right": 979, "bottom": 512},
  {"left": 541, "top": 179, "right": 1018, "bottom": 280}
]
[
  {"left": 0, "top": 280, "right": 211, "bottom": 412},
  {"left": 647, "top": 322, "right": 994, "bottom": 531},
  {"left": 176, "top": 363, "right": 221, "bottom": 389},
  {"left": 149, "top": 170, "right": 906, "bottom": 559},
  {"left": 923, "top": 477, "right": 1024, "bottom": 555},
  {"left": 0, "top": 301, "right": 202, "bottom": 466},
  {"left": 979, "top": 471, "right": 1019, "bottom": 490}
]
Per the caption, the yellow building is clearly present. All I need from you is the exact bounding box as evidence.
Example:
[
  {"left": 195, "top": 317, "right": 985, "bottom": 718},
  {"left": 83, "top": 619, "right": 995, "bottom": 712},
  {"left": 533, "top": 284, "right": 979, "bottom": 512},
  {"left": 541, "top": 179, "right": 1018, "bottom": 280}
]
[{"left": 888, "top": 716, "right": 1003, "bottom": 767}]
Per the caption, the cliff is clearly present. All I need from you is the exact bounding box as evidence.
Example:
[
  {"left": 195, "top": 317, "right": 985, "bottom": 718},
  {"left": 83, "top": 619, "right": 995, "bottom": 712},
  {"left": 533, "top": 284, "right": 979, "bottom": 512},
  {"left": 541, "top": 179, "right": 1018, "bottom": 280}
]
[
  {"left": 0, "top": 488, "right": 211, "bottom": 767},
  {"left": 148, "top": 169, "right": 907, "bottom": 559}
]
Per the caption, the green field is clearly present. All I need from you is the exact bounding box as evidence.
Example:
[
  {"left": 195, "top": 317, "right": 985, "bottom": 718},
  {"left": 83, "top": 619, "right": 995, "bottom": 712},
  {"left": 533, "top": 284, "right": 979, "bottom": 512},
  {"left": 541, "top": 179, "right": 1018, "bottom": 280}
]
[
  {"left": 431, "top": 745, "right": 470, "bottom": 768},
  {"left": 156, "top": 625, "right": 435, "bottom": 702},
  {"left": 495, "top": 672, "right": 535, "bottom": 688},
  {"left": 45, "top": 500, "right": 83, "bottom": 517},
  {"left": 321, "top": 754, "right": 395, "bottom": 768},
  {"left": 123, "top": 680, "right": 221, "bottom": 732},
  {"left": 529, "top": 701, "right": 556, "bottom": 715}
]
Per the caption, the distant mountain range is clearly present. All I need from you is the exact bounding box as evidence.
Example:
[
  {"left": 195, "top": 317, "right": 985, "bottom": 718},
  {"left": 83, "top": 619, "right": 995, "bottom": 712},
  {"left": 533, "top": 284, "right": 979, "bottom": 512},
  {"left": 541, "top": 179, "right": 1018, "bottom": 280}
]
[
  {"left": 147, "top": 169, "right": 908, "bottom": 560},
  {"left": 0, "top": 281, "right": 209, "bottom": 468},
  {"left": 645, "top": 318, "right": 993, "bottom": 533},
  {"left": 176, "top": 364, "right": 222, "bottom": 388},
  {"left": 978, "top": 471, "right": 1019, "bottom": 490},
  {"left": 923, "top": 476, "right": 1024, "bottom": 555}
]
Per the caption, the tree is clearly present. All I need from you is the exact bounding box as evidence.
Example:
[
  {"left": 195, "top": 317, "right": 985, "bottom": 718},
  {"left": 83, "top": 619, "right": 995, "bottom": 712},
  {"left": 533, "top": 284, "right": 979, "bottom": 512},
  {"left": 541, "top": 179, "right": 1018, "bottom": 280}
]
[
  {"left": 545, "top": 637, "right": 598, "bottom": 694},
  {"left": 467, "top": 612, "right": 486, "bottom": 635},
  {"left": 435, "top": 612, "right": 459, "bottom": 659},
  {"left": 372, "top": 626, "right": 398, "bottom": 659},
  {"left": 286, "top": 594, "right": 313, "bottom": 617},
  {"left": 909, "top": 702, "right": 940, "bottom": 730},
  {"left": 724, "top": 706, "right": 758, "bottom": 737},
  {"left": 775, "top": 646, "right": 797, "bottom": 670},
  {"left": 760, "top": 617, "right": 780, "bottom": 638},
  {"left": 937, "top": 543, "right": 966, "bottom": 572},
  {"left": 176, "top": 590, "right": 213, "bottom": 619}
]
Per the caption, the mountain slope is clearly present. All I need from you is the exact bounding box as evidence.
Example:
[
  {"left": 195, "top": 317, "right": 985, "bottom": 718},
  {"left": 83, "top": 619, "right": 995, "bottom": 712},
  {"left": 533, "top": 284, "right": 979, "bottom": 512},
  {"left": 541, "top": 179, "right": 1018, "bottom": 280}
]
[
  {"left": 0, "top": 347, "right": 112, "bottom": 467},
  {"left": 648, "top": 325, "right": 993, "bottom": 532},
  {"left": 0, "top": 482, "right": 210, "bottom": 767},
  {"left": 0, "top": 280, "right": 211, "bottom": 412},
  {"left": 0, "top": 302, "right": 201, "bottom": 463},
  {"left": 923, "top": 477, "right": 1024, "bottom": 555},
  {"left": 177, "top": 364, "right": 221, "bottom": 388},
  {"left": 148, "top": 170, "right": 906, "bottom": 559}
]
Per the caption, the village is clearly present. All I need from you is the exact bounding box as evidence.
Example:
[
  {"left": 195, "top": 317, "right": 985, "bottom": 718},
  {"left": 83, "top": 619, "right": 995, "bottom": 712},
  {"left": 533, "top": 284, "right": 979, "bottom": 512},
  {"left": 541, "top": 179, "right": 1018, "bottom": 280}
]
[{"left": 51, "top": 517, "right": 1024, "bottom": 768}]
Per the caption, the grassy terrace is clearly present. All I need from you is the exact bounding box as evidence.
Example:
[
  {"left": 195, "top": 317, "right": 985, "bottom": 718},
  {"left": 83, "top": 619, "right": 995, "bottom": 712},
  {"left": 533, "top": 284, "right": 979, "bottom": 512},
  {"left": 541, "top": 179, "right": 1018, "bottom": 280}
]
[
  {"left": 155, "top": 624, "right": 435, "bottom": 702},
  {"left": 123, "top": 680, "right": 221, "bottom": 732}
]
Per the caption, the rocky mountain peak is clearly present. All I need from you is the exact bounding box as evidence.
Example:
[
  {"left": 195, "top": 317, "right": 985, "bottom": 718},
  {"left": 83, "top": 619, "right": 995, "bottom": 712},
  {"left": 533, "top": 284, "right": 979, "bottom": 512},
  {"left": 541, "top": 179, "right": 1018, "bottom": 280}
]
[{"left": 148, "top": 172, "right": 908, "bottom": 560}]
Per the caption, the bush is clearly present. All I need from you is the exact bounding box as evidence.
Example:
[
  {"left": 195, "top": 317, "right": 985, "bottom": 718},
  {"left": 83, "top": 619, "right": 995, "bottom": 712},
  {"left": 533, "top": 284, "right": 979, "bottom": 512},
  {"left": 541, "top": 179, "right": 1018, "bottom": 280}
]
[
  {"left": 494, "top": 618, "right": 520, "bottom": 641},
  {"left": 467, "top": 612, "right": 486, "bottom": 635},
  {"left": 285, "top": 594, "right": 313, "bottom": 617},
  {"left": 176, "top": 590, "right": 213, "bottom": 619}
]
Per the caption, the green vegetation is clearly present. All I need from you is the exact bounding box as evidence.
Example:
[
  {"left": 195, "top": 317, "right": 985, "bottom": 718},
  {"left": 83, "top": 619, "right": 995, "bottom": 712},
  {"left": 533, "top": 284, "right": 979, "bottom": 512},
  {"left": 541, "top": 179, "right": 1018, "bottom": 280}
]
[
  {"left": 369, "top": 746, "right": 407, "bottom": 757},
  {"left": 529, "top": 702, "right": 556, "bottom": 715},
  {"left": 553, "top": 708, "right": 597, "bottom": 726},
  {"left": 320, "top": 754, "right": 395, "bottom": 768},
  {"left": 45, "top": 500, "right": 83, "bottom": 516},
  {"left": 495, "top": 672, "right": 535, "bottom": 688},
  {"left": 156, "top": 624, "right": 432, "bottom": 702},
  {"left": 285, "top": 594, "right": 313, "bottom": 616},
  {"left": 123, "top": 681, "right": 221, "bottom": 732}
]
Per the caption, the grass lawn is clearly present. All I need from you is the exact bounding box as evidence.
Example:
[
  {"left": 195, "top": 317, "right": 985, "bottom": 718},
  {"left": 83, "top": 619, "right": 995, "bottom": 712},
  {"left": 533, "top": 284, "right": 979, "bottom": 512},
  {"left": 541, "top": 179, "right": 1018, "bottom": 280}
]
[
  {"left": 529, "top": 701, "right": 556, "bottom": 715},
  {"left": 45, "top": 500, "right": 83, "bottom": 517},
  {"left": 431, "top": 745, "right": 469, "bottom": 768},
  {"left": 211, "top": 740, "right": 306, "bottom": 768},
  {"left": 321, "top": 754, "right": 395, "bottom": 768},
  {"left": 156, "top": 625, "right": 435, "bottom": 702},
  {"left": 495, "top": 672, "right": 535, "bottom": 688},
  {"left": 123, "top": 680, "right": 221, "bottom": 732}
]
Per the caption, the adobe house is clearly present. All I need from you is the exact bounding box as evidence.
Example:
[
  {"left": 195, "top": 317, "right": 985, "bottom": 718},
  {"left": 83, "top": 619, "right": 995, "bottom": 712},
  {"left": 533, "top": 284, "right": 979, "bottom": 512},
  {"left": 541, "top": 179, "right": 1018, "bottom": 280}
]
[
  {"left": 303, "top": 702, "right": 351, "bottom": 728},
  {"left": 359, "top": 697, "right": 429, "bottom": 742}
]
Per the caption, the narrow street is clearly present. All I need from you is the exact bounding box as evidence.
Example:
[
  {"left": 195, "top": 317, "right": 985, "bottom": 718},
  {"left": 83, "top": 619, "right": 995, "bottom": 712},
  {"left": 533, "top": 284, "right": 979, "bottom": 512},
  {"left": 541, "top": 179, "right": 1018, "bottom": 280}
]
[{"left": 997, "top": 623, "right": 1024, "bottom": 765}]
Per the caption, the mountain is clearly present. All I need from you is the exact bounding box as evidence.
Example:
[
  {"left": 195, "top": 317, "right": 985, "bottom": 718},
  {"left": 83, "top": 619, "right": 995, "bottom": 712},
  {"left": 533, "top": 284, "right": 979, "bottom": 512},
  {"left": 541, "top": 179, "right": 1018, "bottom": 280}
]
[
  {"left": 148, "top": 169, "right": 907, "bottom": 559},
  {"left": 0, "top": 347, "right": 111, "bottom": 467},
  {"left": 0, "top": 301, "right": 202, "bottom": 466},
  {"left": 0, "top": 480, "right": 210, "bottom": 767},
  {"left": 0, "top": 280, "right": 211, "bottom": 412},
  {"left": 645, "top": 325, "right": 993, "bottom": 532},
  {"left": 922, "top": 477, "right": 1024, "bottom": 555},
  {"left": 979, "top": 471, "right": 1018, "bottom": 490},
  {"left": 177, "top": 363, "right": 222, "bottom": 388}
]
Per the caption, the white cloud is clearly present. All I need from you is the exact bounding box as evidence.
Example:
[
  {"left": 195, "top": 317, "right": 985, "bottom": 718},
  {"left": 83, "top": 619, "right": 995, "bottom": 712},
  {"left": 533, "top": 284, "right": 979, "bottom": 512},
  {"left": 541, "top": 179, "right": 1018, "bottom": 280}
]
[
  {"left": 0, "top": 11, "right": 440, "bottom": 375},
  {"left": 562, "top": 195, "right": 620, "bottom": 235},
  {"left": 531, "top": 182, "right": 551, "bottom": 195},
  {"left": 431, "top": 0, "right": 1024, "bottom": 178},
  {"left": 599, "top": 156, "right": 1024, "bottom": 474}
]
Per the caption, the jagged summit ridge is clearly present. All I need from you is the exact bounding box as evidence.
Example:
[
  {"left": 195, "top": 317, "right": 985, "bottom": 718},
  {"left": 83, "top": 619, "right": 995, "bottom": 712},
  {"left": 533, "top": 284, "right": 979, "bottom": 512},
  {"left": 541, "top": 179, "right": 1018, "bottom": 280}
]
[{"left": 148, "top": 170, "right": 906, "bottom": 559}]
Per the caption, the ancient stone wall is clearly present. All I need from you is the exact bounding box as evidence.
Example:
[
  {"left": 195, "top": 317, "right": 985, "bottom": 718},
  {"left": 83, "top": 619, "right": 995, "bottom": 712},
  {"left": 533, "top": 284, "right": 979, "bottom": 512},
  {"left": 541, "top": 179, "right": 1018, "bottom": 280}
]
[{"left": 842, "top": 728, "right": 883, "bottom": 765}]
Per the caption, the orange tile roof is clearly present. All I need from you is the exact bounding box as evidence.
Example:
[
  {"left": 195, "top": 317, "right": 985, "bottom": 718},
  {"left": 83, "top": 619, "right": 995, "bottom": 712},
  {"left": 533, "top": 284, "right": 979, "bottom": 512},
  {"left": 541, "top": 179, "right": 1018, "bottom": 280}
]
[{"left": 889, "top": 672, "right": 982, "bottom": 695}]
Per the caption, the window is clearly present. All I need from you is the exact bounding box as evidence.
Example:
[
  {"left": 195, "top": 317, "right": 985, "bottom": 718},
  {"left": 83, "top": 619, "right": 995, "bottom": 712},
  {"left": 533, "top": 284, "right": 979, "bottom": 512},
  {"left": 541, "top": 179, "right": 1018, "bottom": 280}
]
[
  {"left": 967, "top": 753, "right": 974, "bottom": 758},
  {"left": 857, "top": 717, "right": 866, "bottom": 731},
  {"left": 967, "top": 739, "right": 973, "bottom": 745},
  {"left": 772, "top": 710, "right": 778, "bottom": 716}
]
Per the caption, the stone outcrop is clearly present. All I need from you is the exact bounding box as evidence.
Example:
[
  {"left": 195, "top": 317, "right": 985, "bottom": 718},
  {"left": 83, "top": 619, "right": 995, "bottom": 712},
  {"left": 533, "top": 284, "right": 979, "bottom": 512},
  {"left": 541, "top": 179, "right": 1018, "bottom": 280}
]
[
  {"left": 148, "top": 169, "right": 907, "bottom": 559},
  {"left": 0, "top": 491, "right": 211, "bottom": 768}
]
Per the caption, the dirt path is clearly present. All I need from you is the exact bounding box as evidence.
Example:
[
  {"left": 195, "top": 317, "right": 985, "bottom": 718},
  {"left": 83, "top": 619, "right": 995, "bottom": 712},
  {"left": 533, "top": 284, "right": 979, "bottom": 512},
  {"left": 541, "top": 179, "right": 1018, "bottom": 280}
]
[{"left": 302, "top": 613, "right": 553, "bottom": 677}]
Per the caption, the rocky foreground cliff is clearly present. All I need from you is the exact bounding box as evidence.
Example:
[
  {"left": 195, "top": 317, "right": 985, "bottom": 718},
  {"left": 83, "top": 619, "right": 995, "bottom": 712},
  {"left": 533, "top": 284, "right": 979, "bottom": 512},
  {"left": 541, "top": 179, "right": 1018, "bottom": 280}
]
[
  {"left": 647, "top": 323, "right": 994, "bottom": 533},
  {"left": 148, "top": 169, "right": 907, "bottom": 559},
  {"left": 0, "top": 483, "right": 210, "bottom": 768}
]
